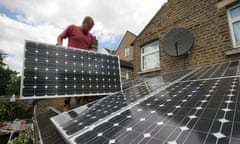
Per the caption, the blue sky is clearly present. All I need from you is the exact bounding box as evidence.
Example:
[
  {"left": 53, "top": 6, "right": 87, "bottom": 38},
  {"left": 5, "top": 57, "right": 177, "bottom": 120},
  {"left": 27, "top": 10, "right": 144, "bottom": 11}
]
[
  {"left": 0, "top": 0, "right": 167, "bottom": 75},
  {"left": 0, "top": 5, "right": 18, "bottom": 19},
  {"left": 98, "top": 35, "right": 124, "bottom": 52}
]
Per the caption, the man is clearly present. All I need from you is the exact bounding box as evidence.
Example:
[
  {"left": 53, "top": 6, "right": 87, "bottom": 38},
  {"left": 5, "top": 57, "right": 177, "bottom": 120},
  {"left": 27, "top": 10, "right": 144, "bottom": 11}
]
[{"left": 56, "top": 16, "right": 96, "bottom": 111}]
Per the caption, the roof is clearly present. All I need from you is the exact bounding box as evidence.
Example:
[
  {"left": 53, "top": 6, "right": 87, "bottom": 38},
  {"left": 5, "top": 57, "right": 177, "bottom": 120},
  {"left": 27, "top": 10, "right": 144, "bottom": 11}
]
[
  {"left": 34, "top": 97, "right": 102, "bottom": 144},
  {"left": 116, "top": 30, "right": 136, "bottom": 49},
  {"left": 34, "top": 99, "right": 66, "bottom": 144},
  {"left": 102, "top": 48, "right": 117, "bottom": 55}
]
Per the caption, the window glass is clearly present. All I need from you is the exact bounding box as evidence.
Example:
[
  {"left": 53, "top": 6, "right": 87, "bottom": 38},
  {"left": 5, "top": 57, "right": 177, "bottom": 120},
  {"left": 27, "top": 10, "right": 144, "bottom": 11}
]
[
  {"left": 233, "top": 21, "right": 240, "bottom": 45},
  {"left": 125, "top": 48, "right": 130, "bottom": 56},
  {"left": 143, "top": 52, "right": 160, "bottom": 70},
  {"left": 228, "top": 4, "right": 240, "bottom": 47},
  {"left": 142, "top": 41, "right": 159, "bottom": 53},
  {"left": 230, "top": 6, "right": 240, "bottom": 18},
  {"left": 141, "top": 41, "right": 160, "bottom": 71}
]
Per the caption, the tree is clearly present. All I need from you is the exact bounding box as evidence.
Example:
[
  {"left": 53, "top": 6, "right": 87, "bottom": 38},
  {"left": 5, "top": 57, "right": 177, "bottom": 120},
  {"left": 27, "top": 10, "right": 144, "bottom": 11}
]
[
  {"left": 7, "top": 76, "right": 21, "bottom": 96},
  {"left": 0, "top": 101, "right": 32, "bottom": 121},
  {"left": 0, "top": 66, "right": 12, "bottom": 95},
  {"left": 0, "top": 51, "right": 6, "bottom": 66},
  {"left": 0, "top": 52, "right": 19, "bottom": 96}
]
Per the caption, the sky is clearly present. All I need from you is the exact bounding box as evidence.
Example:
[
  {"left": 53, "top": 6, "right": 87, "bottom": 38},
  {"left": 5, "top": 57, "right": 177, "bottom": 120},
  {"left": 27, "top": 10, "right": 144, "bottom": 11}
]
[{"left": 0, "top": 0, "right": 167, "bottom": 75}]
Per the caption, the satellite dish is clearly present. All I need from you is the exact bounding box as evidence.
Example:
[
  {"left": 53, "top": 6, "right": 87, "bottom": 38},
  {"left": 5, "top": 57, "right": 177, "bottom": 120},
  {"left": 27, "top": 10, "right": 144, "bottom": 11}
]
[{"left": 163, "top": 28, "right": 194, "bottom": 56}]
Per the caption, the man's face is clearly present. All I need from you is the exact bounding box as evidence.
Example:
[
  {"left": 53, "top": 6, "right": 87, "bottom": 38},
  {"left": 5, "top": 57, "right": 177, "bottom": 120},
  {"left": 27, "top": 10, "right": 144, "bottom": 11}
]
[{"left": 82, "top": 21, "right": 94, "bottom": 34}]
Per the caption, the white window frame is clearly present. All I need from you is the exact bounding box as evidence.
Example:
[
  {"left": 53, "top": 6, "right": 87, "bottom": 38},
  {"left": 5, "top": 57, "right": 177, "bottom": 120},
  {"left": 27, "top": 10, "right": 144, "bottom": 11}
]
[
  {"left": 126, "top": 71, "right": 129, "bottom": 80},
  {"left": 227, "top": 3, "right": 240, "bottom": 48},
  {"left": 125, "top": 47, "right": 130, "bottom": 56},
  {"left": 141, "top": 41, "right": 160, "bottom": 71}
]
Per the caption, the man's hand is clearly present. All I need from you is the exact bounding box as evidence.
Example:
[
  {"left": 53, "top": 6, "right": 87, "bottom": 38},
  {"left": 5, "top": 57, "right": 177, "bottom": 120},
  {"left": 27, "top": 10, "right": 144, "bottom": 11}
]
[
  {"left": 90, "top": 39, "right": 98, "bottom": 52},
  {"left": 56, "top": 35, "right": 63, "bottom": 46}
]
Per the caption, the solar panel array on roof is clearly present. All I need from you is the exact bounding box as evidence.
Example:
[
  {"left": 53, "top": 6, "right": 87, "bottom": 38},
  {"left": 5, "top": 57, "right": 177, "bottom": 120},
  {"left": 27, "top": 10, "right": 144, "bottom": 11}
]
[
  {"left": 51, "top": 68, "right": 193, "bottom": 139},
  {"left": 20, "top": 40, "right": 122, "bottom": 99},
  {"left": 51, "top": 60, "right": 240, "bottom": 144},
  {"left": 51, "top": 92, "right": 129, "bottom": 138}
]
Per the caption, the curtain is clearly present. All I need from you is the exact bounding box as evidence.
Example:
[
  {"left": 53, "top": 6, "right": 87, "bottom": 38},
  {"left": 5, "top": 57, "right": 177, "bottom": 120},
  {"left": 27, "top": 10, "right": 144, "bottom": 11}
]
[
  {"left": 233, "top": 21, "right": 240, "bottom": 45},
  {"left": 143, "top": 52, "right": 160, "bottom": 70},
  {"left": 141, "top": 41, "right": 160, "bottom": 70},
  {"left": 230, "top": 5, "right": 240, "bottom": 46}
]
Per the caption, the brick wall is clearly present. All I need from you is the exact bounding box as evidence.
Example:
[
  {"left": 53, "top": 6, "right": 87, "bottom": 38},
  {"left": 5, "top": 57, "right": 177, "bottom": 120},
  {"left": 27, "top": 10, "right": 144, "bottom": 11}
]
[{"left": 133, "top": 0, "right": 238, "bottom": 75}]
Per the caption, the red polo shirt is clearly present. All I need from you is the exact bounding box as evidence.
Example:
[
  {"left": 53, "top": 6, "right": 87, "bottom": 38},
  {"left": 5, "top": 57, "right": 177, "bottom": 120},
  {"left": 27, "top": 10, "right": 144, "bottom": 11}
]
[{"left": 60, "top": 25, "right": 94, "bottom": 50}]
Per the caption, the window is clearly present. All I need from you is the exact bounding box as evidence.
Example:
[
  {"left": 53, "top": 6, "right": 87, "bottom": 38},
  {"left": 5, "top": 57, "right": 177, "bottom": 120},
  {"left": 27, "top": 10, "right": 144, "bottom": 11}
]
[
  {"left": 228, "top": 4, "right": 240, "bottom": 48},
  {"left": 126, "top": 71, "right": 129, "bottom": 80},
  {"left": 141, "top": 41, "right": 160, "bottom": 71},
  {"left": 125, "top": 47, "right": 130, "bottom": 56},
  {"left": 120, "top": 68, "right": 129, "bottom": 80}
]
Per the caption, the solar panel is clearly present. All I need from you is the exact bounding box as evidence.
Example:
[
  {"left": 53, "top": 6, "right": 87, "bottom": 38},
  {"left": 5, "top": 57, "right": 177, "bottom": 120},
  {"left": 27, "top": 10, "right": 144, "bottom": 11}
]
[
  {"left": 51, "top": 67, "right": 195, "bottom": 140},
  {"left": 71, "top": 77, "right": 240, "bottom": 144},
  {"left": 51, "top": 92, "right": 129, "bottom": 138},
  {"left": 20, "top": 40, "right": 122, "bottom": 99},
  {"left": 182, "top": 61, "right": 240, "bottom": 81},
  {"left": 52, "top": 61, "right": 240, "bottom": 144}
]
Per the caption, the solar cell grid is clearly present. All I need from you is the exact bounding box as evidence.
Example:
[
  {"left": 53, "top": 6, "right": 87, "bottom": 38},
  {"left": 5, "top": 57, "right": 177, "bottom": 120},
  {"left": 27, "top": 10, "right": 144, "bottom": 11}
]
[
  {"left": 21, "top": 41, "right": 122, "bottom": 99},
  {"left": 70, "top": 77, "right": 240, "bottom": 144},
  {"left": 51, "top": 92, "right": 129, "bottom": 138},
  {"left": 51, "top": 60, "right": 240, "bottom": 144}
]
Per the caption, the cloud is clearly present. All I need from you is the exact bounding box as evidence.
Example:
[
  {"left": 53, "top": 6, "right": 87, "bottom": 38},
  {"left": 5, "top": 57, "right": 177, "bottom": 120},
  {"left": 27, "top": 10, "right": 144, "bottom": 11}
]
[
  {"left": 0, "top": 14, "right": 60, "bottom": 75},
  {"left": 0, "top": 0, "right": 167, "bottom": 75},
  {"left": 0, "top": 0, "right": 167, "bottom": 33}
]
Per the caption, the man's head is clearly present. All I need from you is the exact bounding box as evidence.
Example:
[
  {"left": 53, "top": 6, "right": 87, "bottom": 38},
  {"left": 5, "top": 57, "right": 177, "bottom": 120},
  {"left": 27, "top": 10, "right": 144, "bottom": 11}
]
[{"left": 81, "top": 16, "right": 94, "bottom": 34}]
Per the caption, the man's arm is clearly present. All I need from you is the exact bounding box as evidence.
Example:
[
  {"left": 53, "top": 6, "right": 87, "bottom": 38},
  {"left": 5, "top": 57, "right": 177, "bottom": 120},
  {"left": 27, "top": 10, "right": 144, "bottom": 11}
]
[
  {"left": 90, "top": 38, "right": 98, "bottom": 52},
  {"left": 56, "top": 35, "right": 63, "bottom": 46}
]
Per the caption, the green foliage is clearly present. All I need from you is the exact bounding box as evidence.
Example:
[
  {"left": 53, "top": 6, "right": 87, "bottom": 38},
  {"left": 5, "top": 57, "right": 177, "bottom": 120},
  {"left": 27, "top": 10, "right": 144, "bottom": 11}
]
[
  {"left": 0, "top": 101, "right": 32, "bottom": 121},
  {"left": 10, "top": 130, "right": 33, "bottom": 144},
  {"left": 0, "top": 51, "right": 6, "bottom": 66},
  {"left": 0, "top": 67, "right": 12, "bottom": 95},
  {"left": 7, "top": 76, "right": 21, "bottom": 96},
  {"left": 0, "top": 52, "right": 20, "bottom": 96}
]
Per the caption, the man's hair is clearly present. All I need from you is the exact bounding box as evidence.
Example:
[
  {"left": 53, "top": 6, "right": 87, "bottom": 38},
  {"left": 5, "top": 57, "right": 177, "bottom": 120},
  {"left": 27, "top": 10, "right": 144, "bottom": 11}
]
[{"left": 83, "top": 16, "right": 94, "bottom": 24}]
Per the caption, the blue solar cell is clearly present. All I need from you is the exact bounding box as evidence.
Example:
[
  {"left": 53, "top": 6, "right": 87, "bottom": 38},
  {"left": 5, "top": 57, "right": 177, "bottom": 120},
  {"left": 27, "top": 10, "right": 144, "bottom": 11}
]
[
  {"left": 51, "top": 59, "right": 240, "bottom": 143},
  {"left": 21, "top": 40, "right": 122, "bottom": 99}
]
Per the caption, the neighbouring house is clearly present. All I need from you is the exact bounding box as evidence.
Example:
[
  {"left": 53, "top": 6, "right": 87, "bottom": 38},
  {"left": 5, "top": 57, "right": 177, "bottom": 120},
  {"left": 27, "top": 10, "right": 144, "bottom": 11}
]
[
  {"left": 116, "top": 31, "right": 136, "bottom": 63},
  {"left": 132, "top": 0, "right": 240, "bottom": 76},
  {"left": 119, "top": 59, "right": 134, "bottom": 80},
  {"left": 115, "top": 31, "right": 136, "bottom": 80}
]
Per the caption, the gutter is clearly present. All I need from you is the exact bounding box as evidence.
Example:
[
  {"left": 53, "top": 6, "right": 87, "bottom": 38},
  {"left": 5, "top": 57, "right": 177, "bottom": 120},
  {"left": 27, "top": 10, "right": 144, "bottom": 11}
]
[{"left": 33, "top": 104, "right": 43, "bottom": 144}]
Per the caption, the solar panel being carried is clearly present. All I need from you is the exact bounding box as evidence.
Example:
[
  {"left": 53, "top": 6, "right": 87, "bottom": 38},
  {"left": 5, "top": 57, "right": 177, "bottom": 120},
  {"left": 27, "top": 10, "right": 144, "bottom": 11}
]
[
  {"left": 21, "top": 40, "right": 122, "bottom": 99},
  {"left": 51, "top": 60, "right": 240, "bottom": 144}
]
